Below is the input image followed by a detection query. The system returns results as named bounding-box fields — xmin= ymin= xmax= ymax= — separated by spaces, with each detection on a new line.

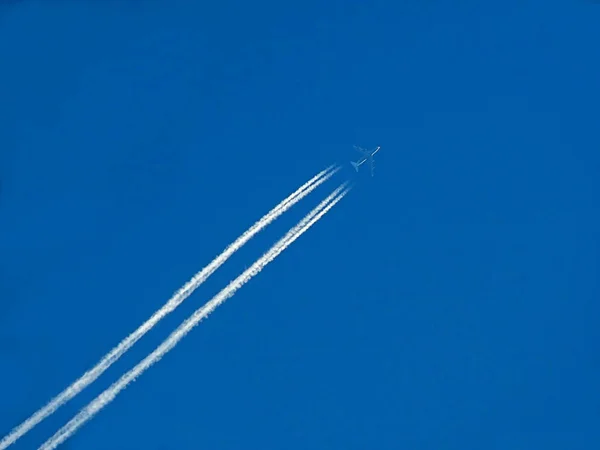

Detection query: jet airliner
xmin=350 ymin=145 xmax=380 ymax=176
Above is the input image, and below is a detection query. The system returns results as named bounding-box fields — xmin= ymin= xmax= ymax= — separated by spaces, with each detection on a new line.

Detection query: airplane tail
xmin=350 ymin=161 xmax=360 ymax=172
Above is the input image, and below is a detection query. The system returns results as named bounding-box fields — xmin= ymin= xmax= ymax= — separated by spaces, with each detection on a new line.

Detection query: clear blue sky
xmin=1 ymin=1 xmax=599 ymax=449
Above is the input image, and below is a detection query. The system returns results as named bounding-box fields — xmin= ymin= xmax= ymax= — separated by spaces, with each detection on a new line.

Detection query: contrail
xmin=0 ymin=165 xmax=339 ymax=450
xmin=39 ymin=182 xmax=351 ymax=450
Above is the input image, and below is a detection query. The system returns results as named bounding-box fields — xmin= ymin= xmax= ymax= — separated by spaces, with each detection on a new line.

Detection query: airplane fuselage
xmin=355 ymin=156 xmax=368 ymax=167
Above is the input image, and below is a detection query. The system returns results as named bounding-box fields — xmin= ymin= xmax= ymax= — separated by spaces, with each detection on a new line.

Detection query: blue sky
xmin=1 ymin=1 xmax=598 ymax=449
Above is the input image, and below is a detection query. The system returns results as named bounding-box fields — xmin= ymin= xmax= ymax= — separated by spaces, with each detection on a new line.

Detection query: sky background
xmin=1 ymin=1 xmax=599 ymax=449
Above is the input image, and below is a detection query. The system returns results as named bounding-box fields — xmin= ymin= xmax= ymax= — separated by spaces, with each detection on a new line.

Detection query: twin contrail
xmin=0 ymin=165 xmax=340 ymax=450
xmin=39 ymin=181 xmax=351 ymax=450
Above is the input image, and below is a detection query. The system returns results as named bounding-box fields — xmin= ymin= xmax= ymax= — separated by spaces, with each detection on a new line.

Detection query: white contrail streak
xmin=0 ymin=165 xmax=339 ymax=450
xmin=39 ymin=182 xmax=351 ymax=450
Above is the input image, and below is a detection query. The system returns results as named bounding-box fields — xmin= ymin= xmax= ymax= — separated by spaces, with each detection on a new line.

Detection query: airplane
xmin=350 ymin=145 xmax=381 ymax=176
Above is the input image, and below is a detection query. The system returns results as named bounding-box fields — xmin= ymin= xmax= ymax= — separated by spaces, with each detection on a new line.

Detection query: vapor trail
xmin=0 ymin=165 xmax=339 ymax=450
xmin=39 ymin=182 xmax=351 ymax=450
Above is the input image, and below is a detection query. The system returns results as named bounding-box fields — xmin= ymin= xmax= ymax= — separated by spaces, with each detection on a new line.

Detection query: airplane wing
xmin=354 ymin=145 xmax=369 ymax=156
